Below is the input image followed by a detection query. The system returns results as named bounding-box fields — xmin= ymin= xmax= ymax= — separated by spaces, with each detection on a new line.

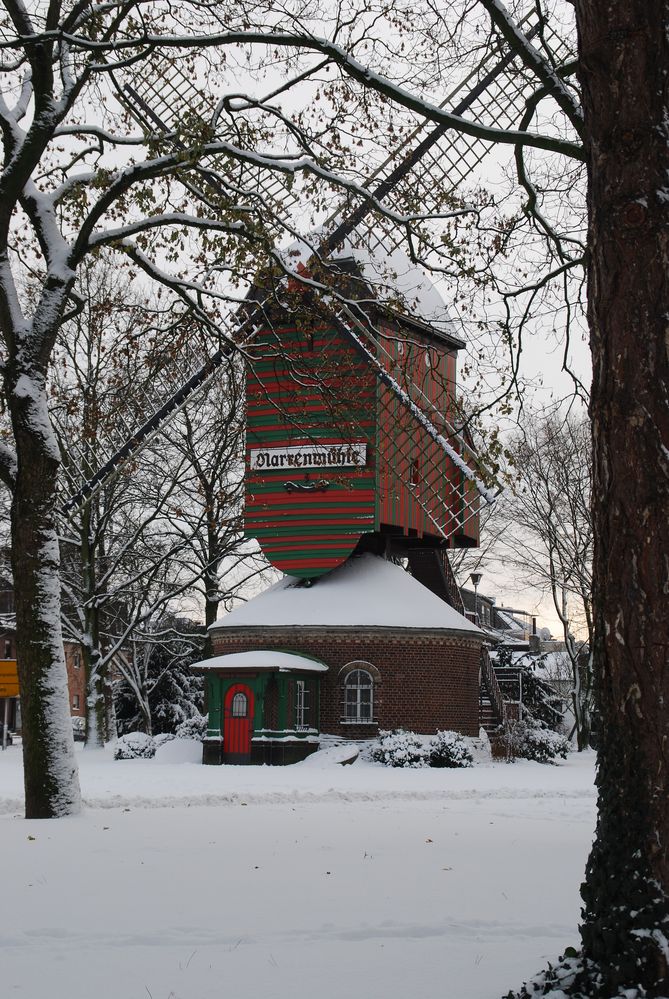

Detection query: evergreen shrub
xmin=517 ymin=722 xmax=570 ymax=763
xmin=175 ymin=714 xmax=207 ymax=741
xmin=153 ymin=732 xmax=176 ymax=747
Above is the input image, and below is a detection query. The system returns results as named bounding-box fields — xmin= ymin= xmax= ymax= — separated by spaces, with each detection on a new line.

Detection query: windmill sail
xmin=64 ymin=14 xmax=573 ymax=512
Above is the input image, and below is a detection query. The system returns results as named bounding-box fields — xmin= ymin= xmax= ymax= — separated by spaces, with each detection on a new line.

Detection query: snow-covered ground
xmin=0 ymin=743 xmax=597 ymax=999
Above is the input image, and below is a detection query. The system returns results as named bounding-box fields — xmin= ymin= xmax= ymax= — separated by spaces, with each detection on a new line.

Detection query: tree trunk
xmin=8 ymin=368 xmax=81 ymax=818
xmin=85 ymin=645 xmax=107 ymax=748
xmin=203 ymin=516 xmax=220 ymax=657
xmin=574 ymin=1 xmax=669 ymax=991
xmin=80 ymin=505 xmax=106 ymax=747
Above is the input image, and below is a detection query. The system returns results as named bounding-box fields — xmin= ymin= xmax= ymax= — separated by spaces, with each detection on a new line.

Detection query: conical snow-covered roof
xmin=210 ymin=554 xmax=482 ymax=634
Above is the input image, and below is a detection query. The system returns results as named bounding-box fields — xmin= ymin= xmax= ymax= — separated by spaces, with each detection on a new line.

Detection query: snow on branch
xmin=478 ymin=0 xmax=583 ymax=134
xmin=25 ymin=24 xmax=585 ymax=161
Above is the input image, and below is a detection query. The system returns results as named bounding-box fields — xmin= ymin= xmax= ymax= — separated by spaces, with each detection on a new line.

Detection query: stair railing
xmin=480 ymin=646 xmax=506 ymax=727
xmin=438 ymin=550 xmax=466 ymax=615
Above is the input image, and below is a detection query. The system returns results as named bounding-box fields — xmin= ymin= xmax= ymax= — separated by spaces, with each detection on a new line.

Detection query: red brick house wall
xmin=210 ymin=626 xmax=481 ymax=737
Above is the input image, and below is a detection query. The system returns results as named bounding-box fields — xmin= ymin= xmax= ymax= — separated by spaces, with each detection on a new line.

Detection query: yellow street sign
xmin=0 ymin=659 xmax=19 ymax=698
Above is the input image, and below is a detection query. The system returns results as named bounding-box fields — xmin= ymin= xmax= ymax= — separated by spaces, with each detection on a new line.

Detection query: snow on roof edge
xmin=191 ymin=649 xmax=329 ymax=673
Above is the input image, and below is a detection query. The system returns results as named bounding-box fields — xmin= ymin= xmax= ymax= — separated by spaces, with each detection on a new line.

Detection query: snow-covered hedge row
xmin=371 ymin=729 xmax=474 ymax=769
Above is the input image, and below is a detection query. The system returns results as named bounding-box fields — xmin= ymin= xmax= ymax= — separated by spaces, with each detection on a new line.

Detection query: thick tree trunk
xmin=574 ymin=1 xmax=669 ymax=992
xmin=8 ymin=368 xmax=81 ymax=818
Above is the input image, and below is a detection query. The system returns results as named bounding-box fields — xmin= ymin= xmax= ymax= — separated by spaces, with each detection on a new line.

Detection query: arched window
xmin=231 ymin=692 xmax=248 ymax=718
xmin=343 ymin=669 xmax=374 ymax=723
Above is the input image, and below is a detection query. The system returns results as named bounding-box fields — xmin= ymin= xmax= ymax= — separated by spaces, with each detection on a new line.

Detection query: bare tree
xmin=496 ymin=411 xmax=594 ymax=749
xmin=164 ymin=369 xmax=269 ymax=648
xmin=111 ymin=605 xmax=204 ymax=739
xmin=52 ymin=258 xmax=189 ymax=745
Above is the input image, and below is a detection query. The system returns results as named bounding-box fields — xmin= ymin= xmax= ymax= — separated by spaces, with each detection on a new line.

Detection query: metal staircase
xmin=479 ymin=648 xmax=509 ymax=734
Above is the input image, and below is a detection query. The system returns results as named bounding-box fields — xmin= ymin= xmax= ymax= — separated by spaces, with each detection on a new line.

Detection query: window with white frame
xmin=295 ymin=680 xmax=309 ymax=730
xmin=343 ymin=669 xmax=374 ymax=723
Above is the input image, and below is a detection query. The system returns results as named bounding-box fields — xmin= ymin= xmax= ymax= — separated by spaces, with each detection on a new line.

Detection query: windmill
xmin=62 ymin=13 xmax=573 ymax=609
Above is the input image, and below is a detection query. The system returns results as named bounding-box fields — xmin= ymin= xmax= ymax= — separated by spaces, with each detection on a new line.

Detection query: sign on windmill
xmin=243 ymin=244 xmax=486 ymax=579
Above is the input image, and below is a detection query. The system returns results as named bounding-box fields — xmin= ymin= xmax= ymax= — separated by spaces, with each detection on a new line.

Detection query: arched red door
xmin=223 ymin=683 xmax=254 ymax=764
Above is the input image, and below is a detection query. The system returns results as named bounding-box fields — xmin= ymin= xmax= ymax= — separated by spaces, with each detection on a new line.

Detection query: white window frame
xmin=295 ymin=679 xmax=309 ymax=731
xmin=342 ymin=668 xmax=374 ymax=724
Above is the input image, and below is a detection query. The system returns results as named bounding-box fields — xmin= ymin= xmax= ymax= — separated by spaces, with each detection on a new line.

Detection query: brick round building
xmin=196 ymin=554 xmax=483 ymax=765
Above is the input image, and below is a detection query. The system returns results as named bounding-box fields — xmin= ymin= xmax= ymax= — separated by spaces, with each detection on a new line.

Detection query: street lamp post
xmin=470 ymin=572 xmax=483 ymax=627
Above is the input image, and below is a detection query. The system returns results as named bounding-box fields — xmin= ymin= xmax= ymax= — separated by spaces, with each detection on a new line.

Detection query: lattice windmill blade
xmin=322 ymin=16 xmax=576 ymax=257
xmin=64 ymin=11 xmax=573 ymax=511
xmin=60 ymin=329 xmax=236 ymax=512
xmin=112 ymin=52 xmax=303 ymax=221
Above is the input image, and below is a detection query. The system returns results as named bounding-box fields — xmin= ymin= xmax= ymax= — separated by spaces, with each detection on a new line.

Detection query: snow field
xmin=0 ymin=746 xmax=596 ymax=999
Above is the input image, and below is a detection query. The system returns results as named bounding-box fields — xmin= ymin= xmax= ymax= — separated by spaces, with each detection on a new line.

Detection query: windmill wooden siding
xmin=245 ymin=324 xmax=377 ymax=576
xmin=245 ymin=314 xmax=479 ymax=578
xmin=375 ymin=323 xmax=477 ymax=544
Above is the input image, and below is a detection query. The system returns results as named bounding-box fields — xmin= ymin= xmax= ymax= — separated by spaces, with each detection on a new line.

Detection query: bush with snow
xmin=175 ymin=714 xmax=207 ymax=741
xmin=371 ymin=729 xmax=430 ymax=768
xmin=153 ymin=732 xmax=176 ymax=748
xmin=429 ymin=730 xmax=474 ymax=768
xmin=114 ymin=731 xmax=156 ymax=760
xmin=371 ymin=729 xmax=475 ymax=769
xmin=516 ymin=723 xmax=570 ymax=764
xmin=496 ymin=719 xmax=571 ymax=764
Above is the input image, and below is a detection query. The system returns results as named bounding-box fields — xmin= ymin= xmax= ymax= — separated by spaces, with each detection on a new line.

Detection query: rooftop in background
xmin=460 ymin=587 xmax=552 ymax=644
